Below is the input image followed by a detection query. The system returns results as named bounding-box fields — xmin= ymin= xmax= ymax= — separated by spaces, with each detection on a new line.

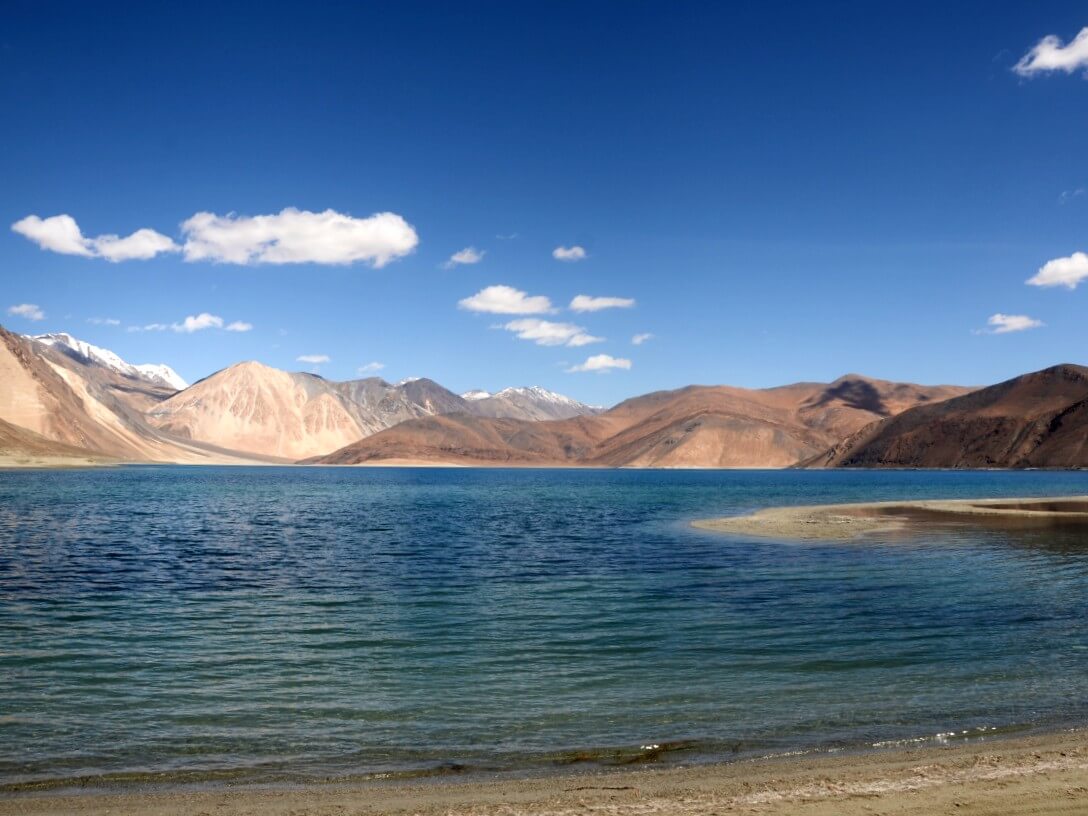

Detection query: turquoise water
xmin=2 ymin=467 xmax=1088 ymax=789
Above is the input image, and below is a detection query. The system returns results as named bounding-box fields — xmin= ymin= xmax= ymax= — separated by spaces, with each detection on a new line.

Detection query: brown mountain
xmin=313 ymin=375 xmax=971 ymax=467
xmin=0 ymin=327 xmax=264 ymax=464
xmin=808 ymin=364 xmax=1088 ymax=469
xmin=146 ymin=364 xmax=478 ymax=460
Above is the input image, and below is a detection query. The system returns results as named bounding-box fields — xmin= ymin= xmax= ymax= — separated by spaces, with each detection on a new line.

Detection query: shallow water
xmin=2 ymin=466 xmax=1088 ymax=788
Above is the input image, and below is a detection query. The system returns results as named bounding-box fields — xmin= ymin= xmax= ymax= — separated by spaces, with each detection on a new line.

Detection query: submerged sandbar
xmin=694 ymin=495 xmax=1088 ymax=540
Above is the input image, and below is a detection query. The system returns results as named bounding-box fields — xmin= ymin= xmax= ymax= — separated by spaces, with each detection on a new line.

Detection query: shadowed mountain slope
xmin=808 ymin=364 xmax=1088 ymax=469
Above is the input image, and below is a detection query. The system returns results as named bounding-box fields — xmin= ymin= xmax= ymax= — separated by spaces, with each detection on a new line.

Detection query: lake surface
xmin=2 ymin=466 xmax=1088 ymax=789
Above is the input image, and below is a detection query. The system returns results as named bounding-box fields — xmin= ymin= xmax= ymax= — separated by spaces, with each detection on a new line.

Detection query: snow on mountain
xmin=32 ymin=333 xmax=188 ymax=391
xmin=462 ymin=385 xmax=599 ymax=421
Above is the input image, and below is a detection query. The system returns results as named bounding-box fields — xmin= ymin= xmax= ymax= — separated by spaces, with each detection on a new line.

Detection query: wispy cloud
xmin=1060 ymin=187 xmax=1086 ymax=204
xmin=225 ymin=321 xmax=253 ymax=332
xmin=566 ymin=354 xmax=632 ymax=373
xmin=458 ymin=285 xmax=554 ymax=314
xmin=979 ymin=313 xmax=1044 ymax=334
xmin=569 ymin=294 xmax=635 ymax=312
xmin=631 ymin=333 xmax=654 ymax=345
xmin=501 ymin=318 xmax=603 ymax=347
xmin=553 ymin=245 xmax=587 ymax=262
xmin=1026 ymin=251 xmax=1088 ymax=289
xmin=357 ymin=361 xmax=385 ymax=373
xmin=7 ymin=303 xmax=45 ymax=321
xmin=443 ymin=247 xmax=484 ymax=268
xmin=297 ymin=354 xmax=330 ymax=364
xmin=173 ymin=313 xmax=223 ymax=333
xmin=1015 ymin=27 xmax=1088 ymax=76
xmin=12 ymin=208 xmax=419 ymax=267
xmin=87 ymin=317 xmax=121 ymax=326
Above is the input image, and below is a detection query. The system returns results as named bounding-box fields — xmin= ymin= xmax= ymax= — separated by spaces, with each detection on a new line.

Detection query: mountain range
xmin=2 ymin=322 xmax=1086 ymax=469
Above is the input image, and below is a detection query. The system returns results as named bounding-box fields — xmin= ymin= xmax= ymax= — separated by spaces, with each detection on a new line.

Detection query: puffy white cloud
xmin=225 ymin=321 xmax=253 ymax=332
xmin=1015 ymin=27 xmax=1088 ymax=76
xmin=297 ymin=354 xmax=330 ymax=364
xmin=458 ymin=285 xmax=555 ymax=314
xmin=11 ymin=214 xmax=178 ymax=260
xmin=12 ymin=215 xmax=93 ymax=256
xmin=7 ymin=303 xmax=45 ymax=321
xmin=357 ymin=361 xmax=385 ymax=373
xmin=181 ymin=208 xmax=417 ymax=267
xmin=984 ymin=313 xmax=1044 ymax=334
xmin=502 ymin=318 xmax=603 ymax=347
xmin=173 ymin=313 xmax=224 ymax=333
xmin=1027 ymin=251 xmax=1088 ymax=289
xmin=569 ymin=294 xmax=635 ymax=312
xmin=631 ymin=333 xmax=654 ymax=345
xmin=88 ymin=317 xmax=121 ymax=326
xmin=553 ymin=245 xmax=587 ymax=261
xmin=444 ymin=247 xmax=484 ymax=268
xmin=95 ymin=229 xmax=180 ymax=261
xmin=566 ymin=354 xmax=632 ymax=373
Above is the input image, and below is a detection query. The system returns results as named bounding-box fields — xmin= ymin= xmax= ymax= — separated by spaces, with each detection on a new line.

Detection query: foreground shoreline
xmin=3 ymin=728 xmax=1087 ymax=815
xmin=694 ymin=494 xmax=1088 ymax=540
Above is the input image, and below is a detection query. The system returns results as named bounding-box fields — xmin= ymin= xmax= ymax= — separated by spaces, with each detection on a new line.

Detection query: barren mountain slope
xmin=809 ymin=364 xmax=1088 ymax=469
xmin=0 ymin=327 xmax=263 ymax=463
xmin=314 ymin=375 xmax=969 ymax=467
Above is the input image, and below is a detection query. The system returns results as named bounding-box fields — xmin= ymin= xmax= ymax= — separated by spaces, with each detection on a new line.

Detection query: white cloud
xmin=1060 ymin=188 xmax=1086 ymax=204
xmin=173 ymin=313 xmax=224 ymax=333
xmin=1015 ymin=27 xmax=1088 ymax=76
xmin=225 ymin=321 xmax=253 ymax=332
xmin=181 ymin=208 xmax=417 ymax=267
xmin=1026 ymin=251 xmax=1088 ymax=289
xmin=11 ymin=214 xmax=179 ymax=261
xmin=502 ymin=318 xmax=603 ymax=347
xmin=458 ymin=285 xmax=554 ymax=314
xmin=297 ymin=354 xmax=330 ymax=364
xmin=553 ymin=245 xmax=587 ymax=262
xmin=357 ymin=361 xmax=385 ymax=373
xmin=95 ymin=229 xmax=179 ymax=261
xmin=88 ymin=317 xmax=121 ymax=326
xmin=569 ymin=294 xmax=636 ymax=312
xmin=444 ymin=247 xmax=484 ymax=268
xmin=7 ymin=303 xmax=45 ymax=321
xmin=983 ymin=313 xmax=1044 ymax=334
xmin=632 ymin=333 xmax=654 ymax=345
xmin=566 ymin=353 xmax=632 ymax=373
xmin=128 ymin=323 xmax=169 ymax=333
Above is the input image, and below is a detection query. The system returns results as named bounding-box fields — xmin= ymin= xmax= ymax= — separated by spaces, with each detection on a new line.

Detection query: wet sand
xmin=2 ymin=728 xmax=1087 ymax=815
xmin=693 ymin=495 xmax=1088 ymax=540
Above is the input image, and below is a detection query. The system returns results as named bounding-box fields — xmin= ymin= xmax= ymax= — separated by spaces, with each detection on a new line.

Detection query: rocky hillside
xmin=808 ymin=364 xmax=1088 ymax=469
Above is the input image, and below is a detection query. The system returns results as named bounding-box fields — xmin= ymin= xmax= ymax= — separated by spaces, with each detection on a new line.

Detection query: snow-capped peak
xmin=461 ymin=389 xmax=491 ymax=401
xmin=32 ymin=332 xmax=188 ymax=391
xmin=495 ymin=385 xmax=584 ymax=407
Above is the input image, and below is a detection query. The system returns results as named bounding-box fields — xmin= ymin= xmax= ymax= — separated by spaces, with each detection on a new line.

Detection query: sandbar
xmin=694 ymin=495 xmax=1088 ymax=540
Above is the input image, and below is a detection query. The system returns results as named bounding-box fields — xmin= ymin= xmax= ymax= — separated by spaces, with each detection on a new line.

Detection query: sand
xmin=693 ymin=495 xmax=1088 ymax=540
xmin=2 ymin=728 xmax=1087 ymax=815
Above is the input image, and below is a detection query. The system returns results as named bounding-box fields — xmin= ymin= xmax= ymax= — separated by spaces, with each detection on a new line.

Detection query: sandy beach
xmin=1 ymin=728 xmax=1086 ymax=815
xmin=693 ymin=495 xmax=1088 ymax=540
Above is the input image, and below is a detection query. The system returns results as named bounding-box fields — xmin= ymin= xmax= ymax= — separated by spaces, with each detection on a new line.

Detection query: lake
xmin=2 ymin=466 xmax=1088 ymax=789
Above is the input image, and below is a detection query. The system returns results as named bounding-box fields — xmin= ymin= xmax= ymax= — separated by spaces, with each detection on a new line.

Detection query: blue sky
xmin=3 ymin=1 xmax=1088 ymax=405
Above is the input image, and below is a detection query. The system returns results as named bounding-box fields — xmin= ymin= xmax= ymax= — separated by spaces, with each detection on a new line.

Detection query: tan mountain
xmin=313 ymin=375 xmax=972 ymax=467
xmin=0 ymin=327 xmax=262 ymax=464
xmin=808 ymin=364 xmax=1088 ymax=469
xmin=461 ymin=386 xmax=600 ymax=421
xmin=146 ymin=363 xmax=478 ymax=460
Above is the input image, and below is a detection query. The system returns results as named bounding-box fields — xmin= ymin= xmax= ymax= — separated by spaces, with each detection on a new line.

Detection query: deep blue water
xmin=2 ymin=466 xmax=1088 ymax=788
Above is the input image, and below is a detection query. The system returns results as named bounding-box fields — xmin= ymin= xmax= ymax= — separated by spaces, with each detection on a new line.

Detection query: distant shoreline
xmin=694 ymin=495 xmax=1088 ymax=540
xmin=3 ymin=727 xmax=1086 ymax=815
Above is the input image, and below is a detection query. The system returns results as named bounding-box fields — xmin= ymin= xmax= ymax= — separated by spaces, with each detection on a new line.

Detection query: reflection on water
xmin=1 ymin=466 xmax=1088 ymax=788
